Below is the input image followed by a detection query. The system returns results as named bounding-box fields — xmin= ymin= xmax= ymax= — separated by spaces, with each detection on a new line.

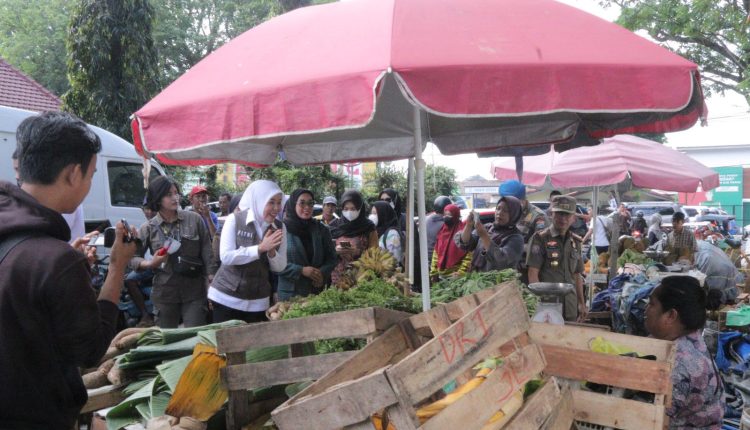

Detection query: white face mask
xmin=342 ymin=209 xmax=360 ymax=221
xmin=368 ymin=214 xmax=379 ymax=226
xmin=389 ymin=202 xmax=396 ymax=210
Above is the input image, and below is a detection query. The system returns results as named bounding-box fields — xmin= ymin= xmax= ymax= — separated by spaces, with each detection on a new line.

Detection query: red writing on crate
xmin=496 ymin=353 xmax=530 ymax=403
xmin=438 ymin=309 xmax=490 ymax=365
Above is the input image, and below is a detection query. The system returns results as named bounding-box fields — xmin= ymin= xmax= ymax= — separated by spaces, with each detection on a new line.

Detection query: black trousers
xmin=210 ymin=300 xmax=268 ymax=324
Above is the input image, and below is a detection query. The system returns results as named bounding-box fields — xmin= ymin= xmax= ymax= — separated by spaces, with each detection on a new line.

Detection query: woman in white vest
xmin=208 ymin=180 xmax=287 ymax=323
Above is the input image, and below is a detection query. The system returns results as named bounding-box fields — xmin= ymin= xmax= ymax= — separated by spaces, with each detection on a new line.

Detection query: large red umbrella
xmin=491 ymin=135 xmax=719 ymax=193
xmin=131 ymin=0 xmax=706 ymax=311
xmin=131 ymin=0 xmax=705 ymax=166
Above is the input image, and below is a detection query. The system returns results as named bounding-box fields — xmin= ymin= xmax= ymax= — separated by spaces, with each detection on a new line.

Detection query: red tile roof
xmin=0 ymin=57 xmax=61 ymax=112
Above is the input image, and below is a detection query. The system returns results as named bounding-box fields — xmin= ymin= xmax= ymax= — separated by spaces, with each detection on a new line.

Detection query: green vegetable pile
xmin=427 ymin=269 xmax=537 ymax=317
xmin=282 ymin=278 xmax=421 ymax=320
xmin=617 ymin=248 xmax=654 ymax=268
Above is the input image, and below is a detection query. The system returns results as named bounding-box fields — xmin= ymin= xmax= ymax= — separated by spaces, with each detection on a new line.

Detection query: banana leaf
xmin=106 ymin=377 xmax=156 ymax=430
xmin=116 ymin=336 xmax=200 ymax=370
xmin=157 ymin=354 xmax=193 ymax=393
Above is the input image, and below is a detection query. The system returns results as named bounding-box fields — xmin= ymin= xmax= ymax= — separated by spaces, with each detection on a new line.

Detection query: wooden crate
xmin=528 ymin=322 xmax=676 ymax=430
xmin=272 ymin=283 xmax=555 ymax=430
xmin=216 ymin=306 xmax=412 ymax=430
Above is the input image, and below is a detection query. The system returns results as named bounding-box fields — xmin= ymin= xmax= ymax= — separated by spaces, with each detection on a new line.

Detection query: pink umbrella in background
xmin=490 ymin=151 xmax=558 ymax=187
xmin=549 ymin=135 xmax=719 ymax=192
xmin=131 ymin=0 xmax=707 ymax=312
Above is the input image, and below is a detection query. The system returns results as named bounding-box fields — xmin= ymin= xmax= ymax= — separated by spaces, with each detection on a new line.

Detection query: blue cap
xmin=498 ymin=180 xmax=526 ymax=200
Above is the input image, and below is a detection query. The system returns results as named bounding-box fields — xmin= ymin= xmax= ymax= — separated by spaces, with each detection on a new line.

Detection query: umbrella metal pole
xmin=414 ymin=106 xmax=431 ymax=311
xmin=407 ymin=158 xmax=415 ymax=287
xmin=589 ymin=186 xmax=599 ymax=306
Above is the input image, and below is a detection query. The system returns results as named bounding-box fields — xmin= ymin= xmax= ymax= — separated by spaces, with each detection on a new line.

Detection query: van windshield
xmin=108 ymin=161 xmax=160 ymax=207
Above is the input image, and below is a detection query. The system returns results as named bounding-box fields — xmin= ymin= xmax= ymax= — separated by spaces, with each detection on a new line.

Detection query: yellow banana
xmin=480 ymin=388 xmax=524 ymax=430
xmin=416 ymin=367 xmax=493 ymax=422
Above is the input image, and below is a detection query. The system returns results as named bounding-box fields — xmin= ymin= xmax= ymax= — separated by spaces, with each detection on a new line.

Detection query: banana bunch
xmin=416 ymin=366 xmax=492 ymax=423
xmin=352 ymin=247 xmax=397 ymax=280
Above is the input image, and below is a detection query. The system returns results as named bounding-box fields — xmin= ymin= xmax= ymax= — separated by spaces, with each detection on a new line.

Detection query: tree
xmin=601 ymin=0 xmax=750 ymax=106
xmin=424 ymin=165 xmax=459 ymax=213
xmin=361 ymin=163 xmax=458 ymax=213
xmin=246 ymin=160 xmax=349 ymax=202
xmin=63 ymin=0 xmax=160 ymax=140
xmin=152 ymin=0 xmax=277 ymax=86
xmin=361 ymin=163 xmax=408 ymax=204
xmin=0 ymin=0 xmax=73 ymax=96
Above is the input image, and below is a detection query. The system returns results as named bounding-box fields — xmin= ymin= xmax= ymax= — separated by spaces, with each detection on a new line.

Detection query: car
xmin=622 ymin=202 xmax=686 ymax=227
xmin=683 ymin=205 xmax=734 ymax=225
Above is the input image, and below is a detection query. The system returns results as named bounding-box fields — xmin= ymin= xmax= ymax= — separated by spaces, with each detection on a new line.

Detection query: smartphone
xmin=120 ymin=219 xmax=133 ymax=243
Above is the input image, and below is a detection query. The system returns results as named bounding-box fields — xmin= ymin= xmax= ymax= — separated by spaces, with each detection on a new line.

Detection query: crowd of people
xmin=0 ymin=111 xmax=726 ymax=428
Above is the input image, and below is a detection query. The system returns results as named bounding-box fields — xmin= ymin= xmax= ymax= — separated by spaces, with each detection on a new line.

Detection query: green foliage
xmin=424 ymin=164 xmax=459 ymax=212
xmin=63 ymin=0 xmax=160 ymax=140
xmin=361 ymin=163 xmax=458 ymax=213
xmin=362 ymin=163 xmax=408 ymax=203
xmin=601 ymin=0 xmax=750 ymax=106
xmin=0 ymin=0 xmax=73 ymax=97
xmin=245 ymin=160 xmax=348 ymax=201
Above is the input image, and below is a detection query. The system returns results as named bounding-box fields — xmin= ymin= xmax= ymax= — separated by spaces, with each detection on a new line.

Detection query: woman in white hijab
xmin=208 ymin=180 xmax=287 ymax=323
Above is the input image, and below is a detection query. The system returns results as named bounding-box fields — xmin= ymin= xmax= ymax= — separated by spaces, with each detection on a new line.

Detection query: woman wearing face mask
xmin=278 ymin=189 xmax=337 ymax=300
xmin=430 ymin=204 xmax=472 ymax=280
xmin=370 ymin=201 xmax=404 ymax=265
xmin=329 ymin=190 xmax=378 ymax=285
xmin=379 ymin=188 xmax=407 ymax=232
xmin=208 ymin=180 xmax=287 ymax=323
xmin=455 ymin=196 xmax=524 ymax=273
xmin=130 ymin=176 xmax=217 ymax=328
xmin=645 ymin=276 xmax=723 ymax=429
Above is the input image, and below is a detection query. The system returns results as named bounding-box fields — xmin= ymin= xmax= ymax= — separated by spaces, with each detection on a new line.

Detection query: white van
xmin=0 ymin=105 xmax=166 ymax=231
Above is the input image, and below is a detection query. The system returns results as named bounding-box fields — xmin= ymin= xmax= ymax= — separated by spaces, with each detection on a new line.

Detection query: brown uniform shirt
xmin=526 ymin=225 xmax=583 ymax=320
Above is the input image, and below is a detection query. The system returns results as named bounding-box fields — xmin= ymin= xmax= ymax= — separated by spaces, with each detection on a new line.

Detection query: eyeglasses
xmin=297 ymin=200 xmax=315 ymax=208
xmin=381 ymin=197 xmax=393 ymax=202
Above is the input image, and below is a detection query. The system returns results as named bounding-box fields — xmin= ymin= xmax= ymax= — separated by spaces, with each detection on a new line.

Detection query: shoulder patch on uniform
xmin=531 ymin=244 xmax=542 ymax=255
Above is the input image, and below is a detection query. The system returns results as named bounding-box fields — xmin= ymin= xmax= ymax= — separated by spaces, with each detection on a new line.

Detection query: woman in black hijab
xmin=278 ymin=189 xmax=337 ymax=300
xmin=379 ymin=188 xmax=407 ymax=232
xmin=329 ymin=190 xmax=377 ymax=284
xmin=455 ymin=196 xmax=525 ymax=272
xmin=370 ymin=201 xmax=403 ymax=265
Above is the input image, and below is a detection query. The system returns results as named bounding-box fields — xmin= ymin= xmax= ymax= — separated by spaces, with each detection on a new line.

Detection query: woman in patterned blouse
xmin=645 ymin=276 xmax=724 ymax=429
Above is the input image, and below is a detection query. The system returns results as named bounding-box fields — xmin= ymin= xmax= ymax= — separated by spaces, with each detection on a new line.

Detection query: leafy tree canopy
xmin=601 ymin=0 xmax=750 ymax=106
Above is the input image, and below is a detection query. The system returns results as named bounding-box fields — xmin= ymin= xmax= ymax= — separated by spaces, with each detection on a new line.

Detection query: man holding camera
xmin=0 ymin=112 xmax=136 ymax=427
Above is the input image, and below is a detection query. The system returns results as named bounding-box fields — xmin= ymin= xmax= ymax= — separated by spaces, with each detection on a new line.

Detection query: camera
xmin=104 ymin=219 xmax=139 ymax=249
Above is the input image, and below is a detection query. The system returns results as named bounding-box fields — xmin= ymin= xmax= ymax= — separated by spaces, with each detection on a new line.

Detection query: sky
xmin=400 ymin=0 xmax=750 ymax=181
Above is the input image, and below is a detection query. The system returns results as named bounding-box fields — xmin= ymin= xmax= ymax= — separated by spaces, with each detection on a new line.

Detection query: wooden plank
xmin=425 ymin=305 xmax=473 ymax=385
xmin=283 ymin=325 xmax=411 ymax=403
xmin=529 ymin=322 xmax=673 ymax=360
xmin=572 ymin=390 xmax=665 ymax=430
xmin=387 ymin=287 xmax=530 ymax=427
xmin=409 ymin=284 xmax=504 ymax=333
xmin=345 ymin=420 xmax=378 ymax=430
xmin=217 ymin=307 xmax=377 ymax=353
xmin=223 ymin=351 xmax=357 ymax=391
xmin=374 ymin=307 xmax=413 ymax=331
xmin=272 ymin=368 xmax=399 ymax=430
xmin=225 ymin=351 xmax=251 ymax=430
xmin=420 ymin=344 xmax=546 ymax=430
xmin=540 ymin=344 xmax=671 ymax=394
xmin=81 ymin=385 xmax=126 ymax=413
xmin=541 ymin=388 xmax=574 ymax=430
xmin=505 ymin=377 xmax=562 ymax=430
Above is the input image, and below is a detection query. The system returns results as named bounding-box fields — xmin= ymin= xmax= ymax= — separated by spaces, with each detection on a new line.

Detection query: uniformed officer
xmin=526 ymin=195 xmax=588 ymax=322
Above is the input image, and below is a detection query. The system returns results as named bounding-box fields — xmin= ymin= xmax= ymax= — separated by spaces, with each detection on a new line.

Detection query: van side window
xmin=658 ymin=208 xmax=674 ymax=216
xmin=108 ymin=161 xmax=160 ymax=207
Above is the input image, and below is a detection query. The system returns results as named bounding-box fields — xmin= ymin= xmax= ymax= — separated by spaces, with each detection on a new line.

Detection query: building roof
xmin=0 ymin=57 xmax=61 ymax=112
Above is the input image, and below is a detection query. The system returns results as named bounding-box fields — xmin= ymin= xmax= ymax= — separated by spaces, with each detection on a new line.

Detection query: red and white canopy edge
xmin=131 ymin=0 xmax=707 ymax=310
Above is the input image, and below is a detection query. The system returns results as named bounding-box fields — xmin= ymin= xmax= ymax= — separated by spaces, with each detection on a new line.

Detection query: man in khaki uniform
xmin=526 ymin=195 xmax=587 ymax=322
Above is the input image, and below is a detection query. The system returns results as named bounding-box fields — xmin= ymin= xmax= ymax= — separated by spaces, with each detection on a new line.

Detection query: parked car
xmin=622 ymin=202 xmax=686 ymax=227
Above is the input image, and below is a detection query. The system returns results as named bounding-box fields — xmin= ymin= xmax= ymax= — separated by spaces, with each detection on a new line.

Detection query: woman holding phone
xmin=130 ymin=176 xmax=216 ymax=328
xmin=329 ymin=190 xmax=378 ymax=285
xmin=208 ymin=180 xmax=287 ymax=323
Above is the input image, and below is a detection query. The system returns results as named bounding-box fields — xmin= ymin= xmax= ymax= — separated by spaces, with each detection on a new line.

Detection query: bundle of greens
xmin=617 ymin=248 xmax=654 ymax=267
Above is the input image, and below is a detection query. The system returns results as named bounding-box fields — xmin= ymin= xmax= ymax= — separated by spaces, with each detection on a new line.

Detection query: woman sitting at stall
xmin=370 ymin=200 xmax=404 ymax=265
xmin=208 ymin=180 xmax=287 ymax=323
xmin=329 ymin=190 xmax=378 ymax=284
xmin=278 ymin=189 xmax=337 ymax=300
xmin=455 ymin=196 xmax=524 ymax=273
xmin=430 ymin=204 xmax=471 ymax=280
xmin=645 ymin=276 xmax=723 ymax=429
xmin=648 ymin=213 xmax=664 ymax=245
